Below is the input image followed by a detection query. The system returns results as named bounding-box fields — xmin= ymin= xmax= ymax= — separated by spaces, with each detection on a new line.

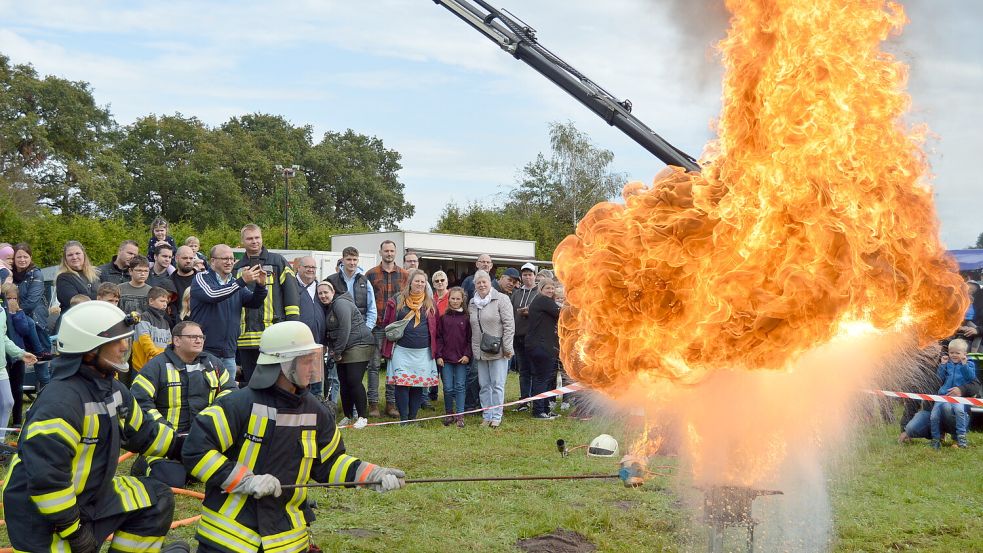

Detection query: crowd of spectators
xmin=1 ymin=227 xmax=574 ymax=434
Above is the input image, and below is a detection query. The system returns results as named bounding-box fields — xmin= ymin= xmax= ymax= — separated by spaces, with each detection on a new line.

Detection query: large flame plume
xmin=554 ymin=0 xmax=967 ymax=391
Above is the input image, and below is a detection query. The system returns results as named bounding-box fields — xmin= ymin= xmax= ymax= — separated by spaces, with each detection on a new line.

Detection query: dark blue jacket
xmin=190 ymin=271 xmax=267 ymax=358
xmin=296 ymin=279 xmax=325 ymax=346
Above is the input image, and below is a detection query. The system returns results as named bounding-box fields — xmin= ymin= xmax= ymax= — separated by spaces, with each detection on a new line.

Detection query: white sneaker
xmin=338 ymin=417 xmax=351 ymax=427
xmin=353 ymin=417 xmax=368 ymax=429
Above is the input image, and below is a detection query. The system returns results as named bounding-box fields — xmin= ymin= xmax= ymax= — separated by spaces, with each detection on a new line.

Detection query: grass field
xmin=2 ymin=373 xmax=981 ymax=552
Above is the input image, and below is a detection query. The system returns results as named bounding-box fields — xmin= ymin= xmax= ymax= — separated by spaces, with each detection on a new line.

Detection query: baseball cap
xmin=520 ymin=262 xmax=537 ymax=273
xmin=503 ymin=267 xmax=521 ymax=279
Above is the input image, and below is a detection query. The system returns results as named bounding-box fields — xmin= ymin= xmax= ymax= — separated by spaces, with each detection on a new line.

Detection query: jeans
xmin=217 ymin=357 xmax=237 ymax=378
xmin=930 ymin=402 xmax=969 ymax=441
xmin=34 ymin=361 xmax=51 ymax=389
xmin=395 ymin=386 xmax=424 ymax=422
xmin=441 ymin=363 xmax=468 ymax=414
xmin=324 ymin=357 xmax=340 ymax=404
xmin=369 ymin=327 xmax=395 ymax=405
xmin=476 ymin=358 xmax=509 ymax=422
xmin=464 ymin=362 xmax=480 ymax=411
xmin=514 ymin=335 xmax=531 ymax=399
xmin=527 ymin=345 xmax=557 ymax=416
xmin=905 ymin=409 xmax=956 ymax=439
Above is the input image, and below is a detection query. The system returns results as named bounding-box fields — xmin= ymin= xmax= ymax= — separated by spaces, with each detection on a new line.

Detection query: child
xmin=118 ymin=256 xmax=152 ymax=315
xmin=131 ymin=286 xmax=173 ymax=374
xmin=147 ymin=216 xmax=177 ymax=265
xmin=435 ymin=287 xmax=472 ymax=428
xmin=931 ymin=338 xmax=976 ymax=449
xmin=96 ymin=282 xmax=121 ymax=306
xmin=69 ymin=294 xmax=91 ymax=307
xmin=184 ymin=235 xmax=208 ymax=270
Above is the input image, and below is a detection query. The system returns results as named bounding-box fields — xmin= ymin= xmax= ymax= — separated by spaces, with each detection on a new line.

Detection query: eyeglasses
xmin=433 ymin=279 xmax=446 ymax=283
xmin=301 ymin=265 xmax=317 ymax=269
xmin=175 ymin=334 xmax=206 ymax=341
xmin=211 ymin=257 xmax=235 ymax=262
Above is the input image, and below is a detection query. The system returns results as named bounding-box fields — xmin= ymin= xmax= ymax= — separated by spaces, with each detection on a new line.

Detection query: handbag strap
xmin=476 ymin=306 xmax=485 ymax=334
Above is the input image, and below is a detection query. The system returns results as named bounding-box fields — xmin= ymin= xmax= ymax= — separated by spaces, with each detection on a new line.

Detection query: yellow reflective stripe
xmin=112 ymin=476 xmax=152 ymax=512
xmin=56 ymin=519 xmax=81 ymax=538
xmin=31 ymin=485 xmax=77 ymax=515
xmin=24 ymin=418 xmax=81 ymax=448
xmin=166 ymin=366 xmax=182 ymax=428
xmin=262 ymin=525 xmax=308 ymax=553
xmin=319 ymin=427 xmax=341 ymax=462
xmin=199 ymin=507 xmax=262 ymax=553
xmin=216 ymin=389 xmax=233 ymax=399
xmin=1 ymin=455 xmax=20 ymax=496
xmin=301 ymin=429 xmax=316 ymax=458
xmin=126 ymin=397 xmax=144 ymax=431
xmin=146 ymin=408 xmax=163 ymax=421
xmin=111 ymin=530 xmax=164 ymax=553
xmin=263 ymin=276 xmax=274 ymax=328
xmin=283 ymin=305 xmax=300 ymax=316
xmin=329 ymin=454 xmax=357 ymax=484
xmin=191 ymin=449 xmax=227 ymax=483
xmin=72 ymin=414 xmax=99 ymax=493
xmin=131 ymin=374 xmax=156 ymax=398
xmin=145 ymin=421 xmax=174 ymax=458
xmin=200 ymin=405 xmax=233 ymax=450
xmin=221 ymin=409 xmax=270 ymax=520
xmin=285 ymin=456 xmax=313 ymax=530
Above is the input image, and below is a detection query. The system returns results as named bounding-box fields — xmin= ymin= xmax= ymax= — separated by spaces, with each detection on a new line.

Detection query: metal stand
xmin=702 ymin=486 xmax=782 ymax=553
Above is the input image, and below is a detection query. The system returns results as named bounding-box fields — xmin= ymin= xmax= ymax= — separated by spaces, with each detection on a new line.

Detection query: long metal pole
xmin=281 ymin=473 xmax=620 ymax=490
xmin=283 ymin=173 xmax=290 ymax=249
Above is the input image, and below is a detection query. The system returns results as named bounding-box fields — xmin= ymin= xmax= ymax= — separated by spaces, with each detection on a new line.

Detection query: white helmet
xmin=57 ymin=301 xmax=138 ymax=354
xmin=588 ymin=434 xmax=619 ymax=457
xmin=250 ymin=321 xmax=324 ymax=390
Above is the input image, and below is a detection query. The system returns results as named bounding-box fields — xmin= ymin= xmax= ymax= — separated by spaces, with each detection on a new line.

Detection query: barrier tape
xmin=338 ymin=383 xmax=587 ymax=428
xmin=867 ymin=389 xmax=983 ymax=407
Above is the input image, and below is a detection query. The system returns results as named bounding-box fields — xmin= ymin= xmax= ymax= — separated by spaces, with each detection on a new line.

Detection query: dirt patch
xmin=516 ymin=529 xmax=596 ymax=553
xmin=612 ymin=500 xmax=636 ymax=511
xmin=336 ymin=528 xmax=381 ymax=538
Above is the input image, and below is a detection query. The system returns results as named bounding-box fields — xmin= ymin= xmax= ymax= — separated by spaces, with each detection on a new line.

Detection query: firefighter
xmin=233 ymin=223 xmax=300 ymax=384
xmin=130 ymin=319 xmax=238 ymax=487
xmin=182 ymin=321 xmax=405 ymax=553
xmin=1 ymin=301 xmax=188 ymax=553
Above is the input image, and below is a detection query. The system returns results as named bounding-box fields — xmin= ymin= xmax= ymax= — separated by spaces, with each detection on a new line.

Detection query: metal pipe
xmin=280 ymin=473 xmax=620 ymax=490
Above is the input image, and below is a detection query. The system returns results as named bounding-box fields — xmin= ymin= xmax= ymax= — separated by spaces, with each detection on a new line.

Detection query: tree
xmin=0 ymin=54 xmax=127 ymax=216
xmin=303 ymin=129 xmax=414 ymax=230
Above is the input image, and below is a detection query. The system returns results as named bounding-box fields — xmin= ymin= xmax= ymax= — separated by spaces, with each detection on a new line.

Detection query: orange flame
xmin=554 ymin=0 xmax=967 ymax=391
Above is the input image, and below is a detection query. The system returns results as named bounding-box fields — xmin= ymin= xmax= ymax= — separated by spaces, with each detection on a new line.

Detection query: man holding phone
xmin=233 ymin=224 xmax=300 ymax=383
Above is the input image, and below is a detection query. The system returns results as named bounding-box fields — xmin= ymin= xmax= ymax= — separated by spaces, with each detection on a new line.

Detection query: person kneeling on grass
xmin=182 ymin=321 xmax=405 ymax=553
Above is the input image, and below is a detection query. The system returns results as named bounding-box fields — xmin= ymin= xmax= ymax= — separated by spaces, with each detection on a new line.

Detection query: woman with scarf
xmin=381 ymin=269 xmax=440 ymax=422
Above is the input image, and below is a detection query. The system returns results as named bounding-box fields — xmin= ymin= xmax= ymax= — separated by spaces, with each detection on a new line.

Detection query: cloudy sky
xmin=1 ymin=1 xmax=980 ymax=247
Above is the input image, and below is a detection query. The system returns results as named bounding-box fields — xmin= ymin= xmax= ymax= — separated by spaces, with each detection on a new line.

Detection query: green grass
xmin=3 ymin=375 xmax=982 ymax=552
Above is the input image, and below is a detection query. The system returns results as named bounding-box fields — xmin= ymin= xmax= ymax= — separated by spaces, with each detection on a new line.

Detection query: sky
xmin=1 ymin=0 xmax=980 ymax=248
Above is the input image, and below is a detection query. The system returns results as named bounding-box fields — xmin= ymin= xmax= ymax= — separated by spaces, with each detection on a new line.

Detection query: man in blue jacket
xmin=190 ymin=244 xmax=267 ymax=377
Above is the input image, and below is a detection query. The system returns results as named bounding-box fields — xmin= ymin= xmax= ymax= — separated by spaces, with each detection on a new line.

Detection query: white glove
xmin=367 ymin=466 xmax=406 ymax=493
xmin=231 ymin=473 xmax=282 ymax=498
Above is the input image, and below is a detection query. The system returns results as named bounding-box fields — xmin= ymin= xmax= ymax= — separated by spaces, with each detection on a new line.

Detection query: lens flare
xmin=553 ymin=0 xmax=968 ymax=503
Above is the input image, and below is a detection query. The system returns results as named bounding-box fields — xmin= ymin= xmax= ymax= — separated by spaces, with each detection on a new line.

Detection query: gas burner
xmin=702 ymin=485 xmax=782 ymax=553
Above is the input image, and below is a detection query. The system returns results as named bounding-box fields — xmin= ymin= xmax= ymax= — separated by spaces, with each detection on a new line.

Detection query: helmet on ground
xmin=57 ymin=301 xmax=138 ymax=355
xmin=588 ymin=434 xmax=619 ymax=457
xmin=249 ymin=321 xmax=324 ymax=390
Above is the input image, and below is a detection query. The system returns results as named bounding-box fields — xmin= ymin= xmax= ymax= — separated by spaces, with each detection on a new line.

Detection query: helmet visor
xmin=281 ymin=346 xmax=325 ymax=389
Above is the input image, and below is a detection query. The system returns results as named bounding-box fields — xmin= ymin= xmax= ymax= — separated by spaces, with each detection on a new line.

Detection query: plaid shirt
xmin=365 ymin=264 xmax=408 ymax=327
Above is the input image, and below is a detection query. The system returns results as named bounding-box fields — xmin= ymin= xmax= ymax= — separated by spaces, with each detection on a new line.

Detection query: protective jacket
xmin=182 ymin=382 xmax=378 ymax=553
xmin=1 ymin=355 xmax=179 ymax=551
xmin=132 ymin=346 xmax=237 ymax=432
xmin=234 ymin=248 xmax=300 ymax=349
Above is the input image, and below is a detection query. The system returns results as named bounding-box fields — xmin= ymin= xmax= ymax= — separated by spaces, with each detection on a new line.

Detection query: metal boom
xmin=433 ymin=0 xmax=700 ymax=172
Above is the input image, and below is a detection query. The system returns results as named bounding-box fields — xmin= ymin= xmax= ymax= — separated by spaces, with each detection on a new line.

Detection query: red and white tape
xmin=867 ymin=390 xmax=983 ymax=407
xmin=338 ymin=383 xmax=588 ymax=428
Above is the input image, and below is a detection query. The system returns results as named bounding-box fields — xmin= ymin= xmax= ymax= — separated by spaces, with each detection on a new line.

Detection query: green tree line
xmin=1 ymin=53 xmax=412 ymax=265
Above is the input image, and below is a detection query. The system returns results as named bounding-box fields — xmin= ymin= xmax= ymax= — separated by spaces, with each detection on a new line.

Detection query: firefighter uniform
xmin=2 ymin=355 xmax=181 ymax=552
xmin=130 ymin=346 xmax=237 ymax=487
xmin=234 ymin=248 xmax=300 ymax=381
xmin=182 ymin=385 xmax=379 ymax=553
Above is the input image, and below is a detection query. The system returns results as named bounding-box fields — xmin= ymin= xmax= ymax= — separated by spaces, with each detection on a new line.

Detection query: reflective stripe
xmin=165 ymin=365 xmax=182 ymax=428
xmin=23 ymin=418 xmax=81 ymax=448
xmin=283 ymin=305 xmax=300 ymax=317
xmin=198 ymin=507 xmax=262 ymax=553
xmin=56 ymin=519 xmax=80 ymax=538
xmin=221 ymin=403 xmax=271 ymax=520
xmin=285 ymin=456 xmax=313 ymax=530
xmin=191 ymin=449 xmax=227 ymax=483
xmin=72 ymin=413 xmax=99 ymax=493
xmin=329 ymin=454 xmax=357 ymax=484
xmin=319 ymin=427 xmax=341 ymax=462
xmin=262 ymin=525 xmax=309 ymax=553
xmin=222 ymin=464 xmax=250 ymax=493
xmin=112 ymin=476 xmax=152 ymax=512
xmin=200 ymin=405 xmax=233 ymax=450
xmin=84 ymin=390 xmax=124 ymax=417
xmin=131 ymin=374 xmax=156 ymax=398
xmin=275 ymin=413 xmax=316 ymax=427
xmin=300 ymin=429 xmax=317 ymax=458
xmin=126 ymin=395 xmax=144 ymax=431
xmin=31 ymin=485 xmax=77 ymax=515
xmin=144 ymin=421 xmax=174 ymax=457
xmin=111 ymin=530 xmax=164 ymax=553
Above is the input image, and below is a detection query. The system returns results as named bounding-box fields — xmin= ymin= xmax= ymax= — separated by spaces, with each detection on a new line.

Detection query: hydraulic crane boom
xmin=433 ymin=0 xmax=701 ymax=172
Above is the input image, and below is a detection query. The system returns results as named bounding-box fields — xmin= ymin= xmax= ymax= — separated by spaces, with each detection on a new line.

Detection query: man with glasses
xmin=190 ymin=244 xmax=267 ymax=377
xmin=130 ymin=320 xmax=236 ymax=487
xmin=295 ymin=255 xmax=339 ymax=402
